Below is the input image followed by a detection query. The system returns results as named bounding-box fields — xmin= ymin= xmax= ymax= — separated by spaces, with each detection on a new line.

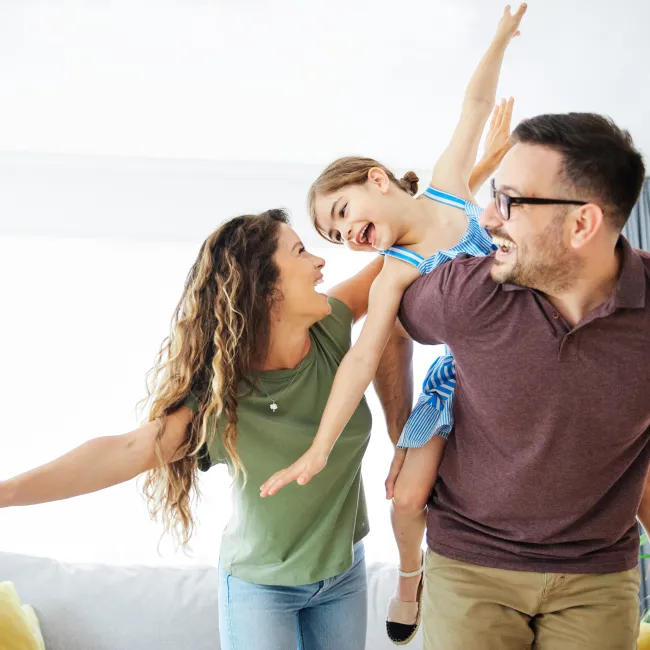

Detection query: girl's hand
xmin=494 ymin=3 xmax=527 ymax=45
xmin=484 ymin=97 xmax=515 ymax=164
xmin=260 ymin=446 xmax=329 ymax=497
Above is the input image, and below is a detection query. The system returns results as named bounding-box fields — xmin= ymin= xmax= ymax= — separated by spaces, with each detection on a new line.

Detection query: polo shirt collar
xmin=501 ymin=236 xmax=646 ymax=310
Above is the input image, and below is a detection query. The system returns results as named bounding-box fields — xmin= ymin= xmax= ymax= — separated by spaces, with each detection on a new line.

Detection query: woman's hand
xmin=468 ymin=97 xmax=515 ymax=195
xmin=260 ymin=445 xmax=330 ymax=497
xmin=494 ymin=3 xmax=527 ymax=45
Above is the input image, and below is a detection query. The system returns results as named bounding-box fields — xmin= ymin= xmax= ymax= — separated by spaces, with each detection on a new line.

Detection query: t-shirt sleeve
xmin=181 ymin=390 xmax=227 ymax=469
xmin=182 ymin=390 xmax=200 ymax=413
xmin=312 ymin=296 xmax=354 ymax=362
xmin=399 ymin=254 xmax=494 ymax=346
xmin=398 ymin=262 xmax=452 ymax=345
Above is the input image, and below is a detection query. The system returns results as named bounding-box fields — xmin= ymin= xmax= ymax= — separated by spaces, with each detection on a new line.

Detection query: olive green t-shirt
xmin=185 ymin=297 xmax=372 ymax=586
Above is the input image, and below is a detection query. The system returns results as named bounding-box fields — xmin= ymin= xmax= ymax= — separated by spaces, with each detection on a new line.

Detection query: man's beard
xmin=490 ymin=216 xmax=582 ymax=294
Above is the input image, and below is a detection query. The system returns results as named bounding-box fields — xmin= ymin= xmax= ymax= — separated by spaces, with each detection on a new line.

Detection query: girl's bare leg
xmin=390 ymin=435 xmax=446 ymax=604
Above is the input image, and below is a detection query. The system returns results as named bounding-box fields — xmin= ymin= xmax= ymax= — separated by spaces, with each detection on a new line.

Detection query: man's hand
xmin=385 ymin=448 xmax=407 ymax=500
xmin=260 ymin=445 xmax=329 ymax=497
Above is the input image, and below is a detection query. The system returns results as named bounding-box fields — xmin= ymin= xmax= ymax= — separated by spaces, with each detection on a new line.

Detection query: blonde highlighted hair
xmin=307 ymin=156 xmax=419 ymax=244
xmin=141 ymin=209 xmax=289 ymax=549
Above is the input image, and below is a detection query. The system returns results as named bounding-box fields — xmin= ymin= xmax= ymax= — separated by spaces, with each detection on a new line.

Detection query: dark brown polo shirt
xmin=399 ymin=237 xmax=650 ymax=573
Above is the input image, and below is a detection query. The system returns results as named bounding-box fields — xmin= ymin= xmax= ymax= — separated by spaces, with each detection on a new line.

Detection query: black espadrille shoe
xmin=386 ymin=560 xmax=424 ymax=645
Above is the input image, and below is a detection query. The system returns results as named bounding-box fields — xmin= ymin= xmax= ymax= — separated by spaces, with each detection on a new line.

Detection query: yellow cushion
xmin=639 ymin=621 xmax=650 ymax=650
xmin=0 ymin=582 xmax=45 ymax=650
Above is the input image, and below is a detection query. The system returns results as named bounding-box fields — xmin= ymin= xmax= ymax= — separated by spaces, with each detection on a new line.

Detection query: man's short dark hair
xmin=513 ymin=113 xmax=646 ymax=232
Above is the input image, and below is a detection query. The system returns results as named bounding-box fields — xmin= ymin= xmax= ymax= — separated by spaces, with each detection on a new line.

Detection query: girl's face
xmin=312 ymin=169 xmax=405 ymax=253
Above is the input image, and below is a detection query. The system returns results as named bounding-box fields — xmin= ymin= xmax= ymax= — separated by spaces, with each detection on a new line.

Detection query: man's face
xmin=480 ymin=143 xmax=583 ymax=293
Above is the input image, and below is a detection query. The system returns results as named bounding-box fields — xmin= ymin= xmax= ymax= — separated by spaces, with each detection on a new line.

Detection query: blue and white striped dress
xmin=381 ymin=186 xmax=496 ymax=448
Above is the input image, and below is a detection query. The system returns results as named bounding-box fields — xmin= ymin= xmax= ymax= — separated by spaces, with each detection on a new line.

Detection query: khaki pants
xmin=422 ymin=550 xmax=641 ymax=650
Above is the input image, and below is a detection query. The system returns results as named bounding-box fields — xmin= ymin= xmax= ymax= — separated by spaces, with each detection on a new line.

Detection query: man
xmin=396 ymin=113 xmax=649 ymax=649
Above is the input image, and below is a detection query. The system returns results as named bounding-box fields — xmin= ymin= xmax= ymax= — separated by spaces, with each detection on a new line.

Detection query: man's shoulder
xmin=442 ymin=253 xmax=495 ymax=274
xmin=399 ymin=254 xmax=502 ymax=345
xmin=408 ymin=253 xmax=496 ymax=297
xmin=445 ymin=253 xmax=496 ymax=279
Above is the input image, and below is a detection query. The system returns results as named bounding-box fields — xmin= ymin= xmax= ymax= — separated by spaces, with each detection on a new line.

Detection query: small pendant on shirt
xmin=270 ymin=402 xmax=278 ymax=412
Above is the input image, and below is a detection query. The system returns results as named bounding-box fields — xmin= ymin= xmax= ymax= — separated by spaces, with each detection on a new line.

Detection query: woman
xmin=0 ymin=119 xmax=509 ymax=650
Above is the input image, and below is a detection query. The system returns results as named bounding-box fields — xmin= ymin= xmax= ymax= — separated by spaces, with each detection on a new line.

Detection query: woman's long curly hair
xmin=141 ymin=208 xmax=289 ymax=549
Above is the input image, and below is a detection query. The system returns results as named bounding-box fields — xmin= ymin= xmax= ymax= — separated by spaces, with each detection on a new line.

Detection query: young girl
xmin=260 ymin=3 xmax=527 ymax=645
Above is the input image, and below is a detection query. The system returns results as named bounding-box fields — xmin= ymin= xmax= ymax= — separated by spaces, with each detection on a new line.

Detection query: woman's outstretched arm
xmin=0 ymin=407 xmax=192 ymax=507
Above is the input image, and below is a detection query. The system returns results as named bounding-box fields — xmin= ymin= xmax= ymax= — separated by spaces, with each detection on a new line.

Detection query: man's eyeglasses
xmin=490 ymin=179 xmax=589 ymax=221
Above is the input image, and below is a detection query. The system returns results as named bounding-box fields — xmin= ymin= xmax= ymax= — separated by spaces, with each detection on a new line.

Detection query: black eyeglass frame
xmin=490 ymin=179 xmax=589 ymax=221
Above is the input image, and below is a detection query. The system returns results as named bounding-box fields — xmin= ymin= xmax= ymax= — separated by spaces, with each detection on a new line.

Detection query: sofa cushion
xmin=0 ymin=552 xmax=220 ymax=650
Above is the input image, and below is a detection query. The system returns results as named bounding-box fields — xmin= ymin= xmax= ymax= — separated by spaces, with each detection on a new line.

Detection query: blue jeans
xmin=218 ymin=541 xmax=367 ymax=650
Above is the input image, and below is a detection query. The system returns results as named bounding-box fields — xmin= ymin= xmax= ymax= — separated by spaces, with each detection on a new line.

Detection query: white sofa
xmin=0 ymin=551 xmax=422 ymax=649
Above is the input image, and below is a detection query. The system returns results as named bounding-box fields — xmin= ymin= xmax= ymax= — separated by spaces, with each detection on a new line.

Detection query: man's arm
xmin=375 ymin=320 xmax=413 ymax=499
xmin=374 ymin=321 xmax=413 ymax=446
xmin=327 ymin=256 xmax=383 ymax=324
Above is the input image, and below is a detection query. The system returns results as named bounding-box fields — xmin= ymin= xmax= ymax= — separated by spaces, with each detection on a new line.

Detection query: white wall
xmin=0 ymin=1 xmax=648 ymax=166
xmin=0 ymin=151 xmax=432 ymax=246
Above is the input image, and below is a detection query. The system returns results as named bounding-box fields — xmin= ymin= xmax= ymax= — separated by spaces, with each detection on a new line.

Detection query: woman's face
xmin=312 ymin=169 xmax=404 ymax=253
xmin=272 ymin=223 xmax=330 ymax=323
